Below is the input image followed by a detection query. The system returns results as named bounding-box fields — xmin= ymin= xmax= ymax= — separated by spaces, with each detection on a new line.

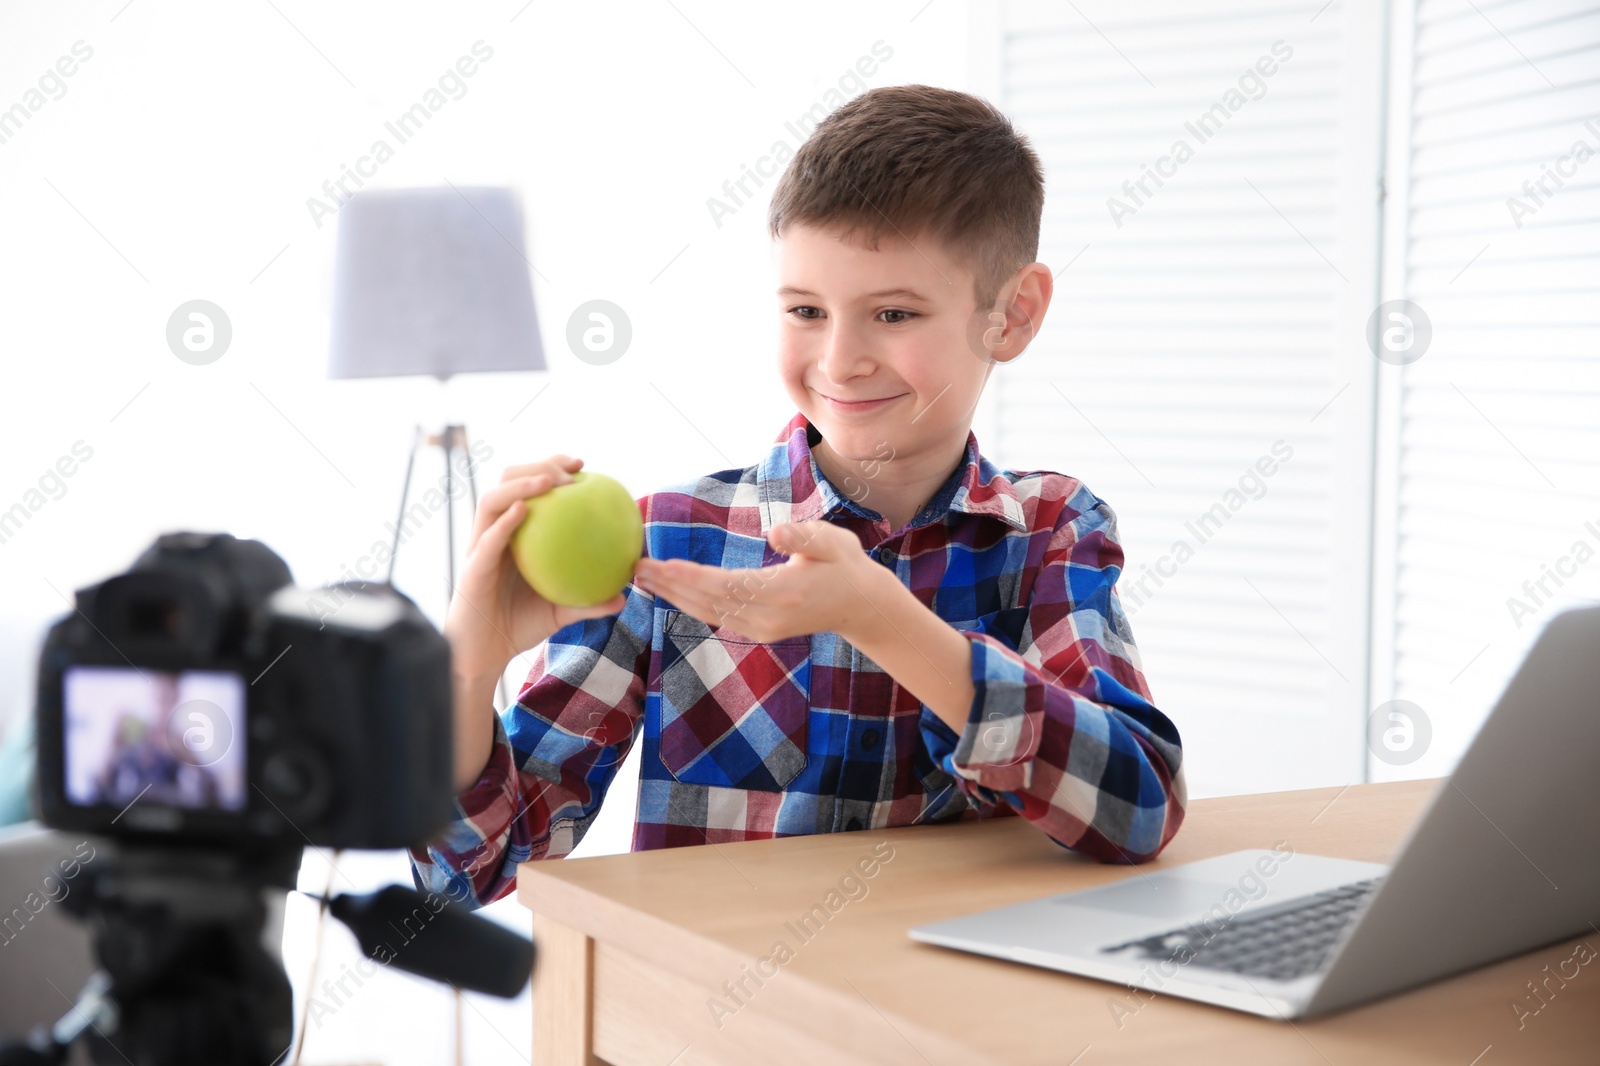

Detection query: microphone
xmin=325 ymin=885 xmax=536 ymax=998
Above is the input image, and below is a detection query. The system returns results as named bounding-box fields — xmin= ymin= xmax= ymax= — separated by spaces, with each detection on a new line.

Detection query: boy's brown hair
xmin=767 ymin=84 xmax=1045 ymax=309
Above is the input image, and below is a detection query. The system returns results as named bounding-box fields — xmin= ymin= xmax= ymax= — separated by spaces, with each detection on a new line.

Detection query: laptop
xmin=909 ymin=604 xmax=1600 ymax=1019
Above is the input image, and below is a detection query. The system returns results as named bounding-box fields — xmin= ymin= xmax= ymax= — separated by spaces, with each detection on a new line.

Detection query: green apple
xmin=510 ymin=471 xmax=643 ymax=607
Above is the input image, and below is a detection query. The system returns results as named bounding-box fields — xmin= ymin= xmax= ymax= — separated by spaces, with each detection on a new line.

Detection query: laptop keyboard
xmin=1100 ymin=876 xmax=1384 ymax=983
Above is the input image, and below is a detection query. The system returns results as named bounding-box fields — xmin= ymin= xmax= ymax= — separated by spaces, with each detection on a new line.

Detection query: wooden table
xmin=518 ymin=780 xmax=1599 ymax=1064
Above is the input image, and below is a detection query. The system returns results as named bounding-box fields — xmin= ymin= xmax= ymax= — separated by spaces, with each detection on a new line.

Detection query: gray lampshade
xmin=328 ymin=186 xmax=544 ymax=380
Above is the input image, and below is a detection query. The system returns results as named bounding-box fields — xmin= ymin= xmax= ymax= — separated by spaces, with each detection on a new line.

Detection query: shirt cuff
xmin=407 ymin=710 xmax=520 ymax=908
xmin=917 ymin=632 xmax=1042 ymax=797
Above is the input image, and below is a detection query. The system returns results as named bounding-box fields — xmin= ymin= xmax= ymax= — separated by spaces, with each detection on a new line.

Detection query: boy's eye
xmin=878 ymin=309 xmax=917 ymax=324
xmin=787 ymin=306 xmax=823 ymax=321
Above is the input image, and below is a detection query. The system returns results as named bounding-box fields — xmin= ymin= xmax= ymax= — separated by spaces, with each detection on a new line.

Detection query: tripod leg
xmin=443 ymin=429 xmax=457 ymax=601
xmin=460 ymin=425 xmax=480 ymax=517
xmin=458 ymin=426 xmax=508 ymax=711
xmin=387 ymin=425 xmax=423 ymax=586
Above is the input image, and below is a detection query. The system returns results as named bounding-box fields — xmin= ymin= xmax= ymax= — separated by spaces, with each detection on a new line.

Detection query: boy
xmin=411 ymin=85 xmax=1186 ymax=908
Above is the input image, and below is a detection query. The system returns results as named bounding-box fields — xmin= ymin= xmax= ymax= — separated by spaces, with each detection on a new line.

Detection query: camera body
xmin=34 ymin=531 xmax=454 ymax=850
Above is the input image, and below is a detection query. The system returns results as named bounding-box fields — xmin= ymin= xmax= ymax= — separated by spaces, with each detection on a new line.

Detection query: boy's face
xmin=774 ymin=223 xmax=1012 ymax=468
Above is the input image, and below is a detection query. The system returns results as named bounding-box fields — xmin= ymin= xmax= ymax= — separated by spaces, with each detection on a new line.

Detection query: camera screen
xmin=62 ymin=666 xmax=247 ymax=813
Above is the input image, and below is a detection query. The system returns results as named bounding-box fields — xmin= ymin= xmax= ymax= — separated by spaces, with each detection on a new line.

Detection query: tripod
xmin=0 ymin=842 xmax=300 ymax=1066
xmin=0 ymin=842 xmax=536 ymax=1066
xmin=385 ymin=424 xmax=509 ymax=712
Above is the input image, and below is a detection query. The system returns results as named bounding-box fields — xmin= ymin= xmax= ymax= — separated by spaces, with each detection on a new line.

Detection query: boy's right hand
xmin=444 ymin=454 xmax=629 ymax=685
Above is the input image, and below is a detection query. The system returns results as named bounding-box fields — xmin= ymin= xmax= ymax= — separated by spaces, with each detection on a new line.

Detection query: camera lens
xmin=261 ymin=744 xmax=332 ymax=824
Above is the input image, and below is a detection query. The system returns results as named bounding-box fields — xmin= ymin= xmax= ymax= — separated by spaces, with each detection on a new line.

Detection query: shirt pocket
xmin=656 ymin=609 xmax=811 ymax=791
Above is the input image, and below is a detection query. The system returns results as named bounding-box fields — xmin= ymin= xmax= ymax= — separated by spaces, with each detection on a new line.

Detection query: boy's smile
xmin=818 ymin=392 xmax=907 ymax=412
xmin=774 ymin=222 xmax=1050 ymax=532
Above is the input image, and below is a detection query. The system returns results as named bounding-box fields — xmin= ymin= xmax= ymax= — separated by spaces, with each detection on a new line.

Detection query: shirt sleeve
xmin=918 ymin=494 xmax=1186 ymax=863
xmin=408 ymin=581 xmax=653 ymax=908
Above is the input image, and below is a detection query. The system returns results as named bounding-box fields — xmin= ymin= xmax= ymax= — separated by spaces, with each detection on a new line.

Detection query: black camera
xmin=33 ymin=531 xmax=454 ymax=848
xmin=6 ymin=534 xmax=533 ymax=1066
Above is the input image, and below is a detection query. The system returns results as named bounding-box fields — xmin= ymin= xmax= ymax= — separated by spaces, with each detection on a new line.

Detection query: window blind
xmin=1369 ymin=0 xmax=1600 ymax=780
xmin=983 ymin=0 xmax=1386 ymax=796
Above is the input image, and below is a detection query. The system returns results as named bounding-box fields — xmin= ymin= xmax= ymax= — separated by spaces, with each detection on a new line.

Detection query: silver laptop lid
xmin=1306 ymin=605 xmax=1600 ymax=1016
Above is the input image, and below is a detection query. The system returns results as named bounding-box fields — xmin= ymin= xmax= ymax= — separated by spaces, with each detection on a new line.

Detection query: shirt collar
xmin=756 ymin=411 xmax=1028 ymax=536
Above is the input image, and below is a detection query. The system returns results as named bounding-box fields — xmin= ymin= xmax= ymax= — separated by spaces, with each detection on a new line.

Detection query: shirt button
xmin=846 ymin=817 xmax=863 ymax=831
xmin=860 ymin=728 xmax=880 ymax=751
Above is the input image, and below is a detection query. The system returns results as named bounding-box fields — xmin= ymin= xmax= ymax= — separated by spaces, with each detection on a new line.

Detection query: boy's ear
xmin=971 ymin=262 xmax=1053 ymax=365
xmin=990 ymin=262 xmax=1052 ymax=364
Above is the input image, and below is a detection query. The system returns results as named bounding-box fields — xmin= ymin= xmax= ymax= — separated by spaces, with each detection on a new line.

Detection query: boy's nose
xmin=816 ymin=326 xmax=875 ymax=381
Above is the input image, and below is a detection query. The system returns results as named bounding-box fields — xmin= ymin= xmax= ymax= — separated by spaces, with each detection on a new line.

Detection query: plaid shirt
xmin=410 ymin=412 xmax=1186 ymax=908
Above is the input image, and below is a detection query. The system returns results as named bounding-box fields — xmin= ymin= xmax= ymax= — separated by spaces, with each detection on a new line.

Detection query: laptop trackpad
xmin=1061 ymin=877 xmax=1239 ymax=920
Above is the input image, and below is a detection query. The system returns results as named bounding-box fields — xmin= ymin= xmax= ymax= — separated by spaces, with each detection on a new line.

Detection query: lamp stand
xmin=385 ymin=422 xmax=511 ymax=715
xmin=386 ymin=424 xmax=479 ymax=596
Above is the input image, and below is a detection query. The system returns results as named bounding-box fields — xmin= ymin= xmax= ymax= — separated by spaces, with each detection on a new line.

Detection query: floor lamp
xmin=328 ymin=187 xmax=544 ymax=1066
xmin=328 ymin=185 xmax=545 ymax=601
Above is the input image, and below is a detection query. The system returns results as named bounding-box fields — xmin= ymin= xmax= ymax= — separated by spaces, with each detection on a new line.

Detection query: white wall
xmin=0 ymin=1 xmax=969 ymax=635
xmin=0 ymin=3 xmax=972 ymax=1062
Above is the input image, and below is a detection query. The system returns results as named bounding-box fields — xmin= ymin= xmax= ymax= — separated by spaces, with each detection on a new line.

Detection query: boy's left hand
xmin=631 ymin=520 xmax=886 ymax=644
